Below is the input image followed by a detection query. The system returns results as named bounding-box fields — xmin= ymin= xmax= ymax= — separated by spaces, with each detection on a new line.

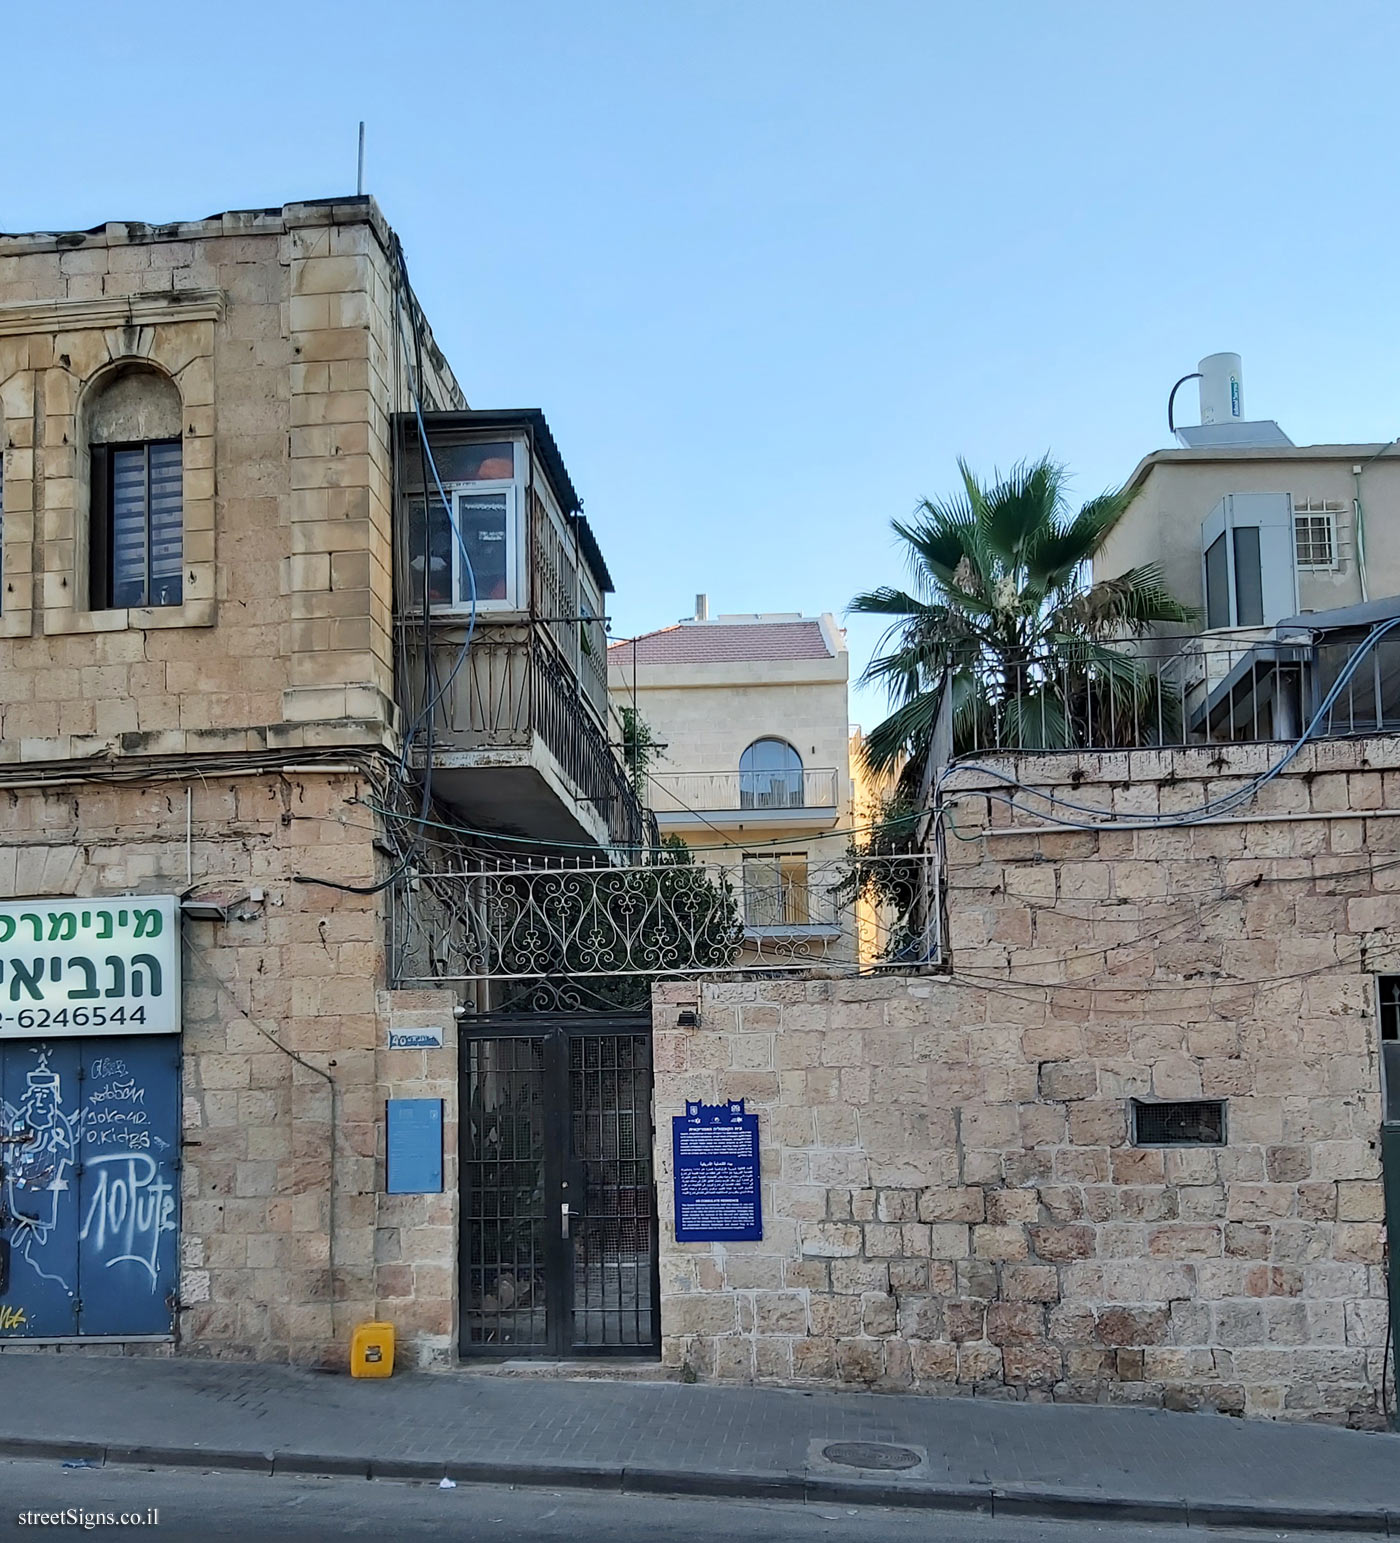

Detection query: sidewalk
xmin=0 ymin=1355 xmax=1395 ymax=1532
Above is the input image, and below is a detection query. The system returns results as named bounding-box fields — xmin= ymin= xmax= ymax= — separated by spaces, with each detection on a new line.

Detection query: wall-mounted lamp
xmin=676 ymin=1009 xmax=700 ymax=1029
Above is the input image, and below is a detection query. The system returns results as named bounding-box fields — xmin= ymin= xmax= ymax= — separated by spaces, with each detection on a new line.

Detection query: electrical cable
xmin=291 ymin=851 xmax=416 ymax=896
xmin=391 ymin=239 xmax=478 ymax=783
xmin=350 ymin=793 xmax=919 ymax=856
xmin=290 ymin=806 xmax=1400 ymax=929
xmin=290 ymin=241 xmax=482 ymax=894
xmin=949 ymin=940 xmax=1368 ymax=996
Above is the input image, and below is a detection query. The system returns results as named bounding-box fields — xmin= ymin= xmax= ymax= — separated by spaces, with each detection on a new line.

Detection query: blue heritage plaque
xmin=672 ymin=1098 xmax=763 ymax=1242
xmin=385 ymin=1098 xmax=444 ymax=1194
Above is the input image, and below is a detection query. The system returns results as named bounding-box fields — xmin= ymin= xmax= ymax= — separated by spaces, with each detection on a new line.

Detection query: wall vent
xmin=1130 ymin=1099 xmax=1226 ymax=1147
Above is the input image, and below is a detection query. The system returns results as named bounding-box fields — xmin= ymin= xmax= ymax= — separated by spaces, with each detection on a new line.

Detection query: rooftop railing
xmin=947 ymin=633 xmax=1400 ymax=755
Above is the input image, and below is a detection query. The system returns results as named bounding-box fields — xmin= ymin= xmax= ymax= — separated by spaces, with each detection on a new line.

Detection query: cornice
xmin=0 ymin=289 xmax=226 ymax=338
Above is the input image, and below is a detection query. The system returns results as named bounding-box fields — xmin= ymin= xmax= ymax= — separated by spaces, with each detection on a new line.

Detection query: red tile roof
xmin=609 ymin=620 xmax=833 ymax=667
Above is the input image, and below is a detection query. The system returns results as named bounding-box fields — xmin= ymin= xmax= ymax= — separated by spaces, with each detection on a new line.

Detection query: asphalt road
xmin=0 ymin=1461 xmax=1382 ymax=1543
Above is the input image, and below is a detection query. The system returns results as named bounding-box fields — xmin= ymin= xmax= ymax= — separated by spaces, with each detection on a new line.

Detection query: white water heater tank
xmin=1198 ymin=352 xmax=1243 ymax=425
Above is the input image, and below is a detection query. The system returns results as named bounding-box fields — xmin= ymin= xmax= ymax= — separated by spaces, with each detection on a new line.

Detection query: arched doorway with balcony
xmin=738 ymin=737 xmax=804 ymax=810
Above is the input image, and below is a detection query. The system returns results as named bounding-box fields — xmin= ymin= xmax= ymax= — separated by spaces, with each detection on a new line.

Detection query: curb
xmin=1 ymin=1435 xmax=1395 ymax=1534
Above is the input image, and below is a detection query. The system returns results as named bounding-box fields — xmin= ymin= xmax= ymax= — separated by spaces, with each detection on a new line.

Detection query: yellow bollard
xmin=350 ymin=1320 xmax=395 ymax=1378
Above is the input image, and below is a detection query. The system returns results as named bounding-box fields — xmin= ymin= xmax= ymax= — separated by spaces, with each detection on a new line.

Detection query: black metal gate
xmin=459 ymin=1015 xmax=658 ymax=1357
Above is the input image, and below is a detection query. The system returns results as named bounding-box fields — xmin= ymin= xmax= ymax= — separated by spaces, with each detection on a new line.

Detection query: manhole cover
xmin=821 ymin=1442 xmax=921 ymax=1471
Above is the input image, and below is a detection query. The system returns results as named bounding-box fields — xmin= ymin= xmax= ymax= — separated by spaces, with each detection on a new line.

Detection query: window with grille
xmin=1130 ymin=1098 xmax=1226 ymax=1146
xmin=1293 ymin=499 xmax=1341 ymax=569
xmin=90 ymin=440 xmax=183 ymax=608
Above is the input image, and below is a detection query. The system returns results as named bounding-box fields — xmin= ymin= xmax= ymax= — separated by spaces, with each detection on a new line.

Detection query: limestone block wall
xmin=0 ymin=772 xmax=458 ymax=1368
xmin=652 ymin=742 xmax=1397 ymax=1425
xmin=374 ymin=987 xmax=460 ymax=1369
xmin=0 ymin=198 xmax=463 ymax=762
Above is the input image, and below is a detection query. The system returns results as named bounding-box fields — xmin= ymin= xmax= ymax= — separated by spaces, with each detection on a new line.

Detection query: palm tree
xmin=851 ymin=456 xmax=1196 ymax=779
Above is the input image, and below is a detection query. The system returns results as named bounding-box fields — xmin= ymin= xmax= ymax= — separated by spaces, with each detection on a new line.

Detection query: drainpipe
xmin=1352 ymin=439 xmax=1398 ymax=605
xmin=1382 ymin=1027 xmax=1400 ymax=1429
xmin=1353 ymin=467 xmax=1371 ymax=605
xmin=1384 ymin=1127 xmax=1400 ymax=1430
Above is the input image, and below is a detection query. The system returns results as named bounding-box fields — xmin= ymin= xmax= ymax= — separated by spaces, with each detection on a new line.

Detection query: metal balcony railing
xmin=400 ymin=620 xmax=654 ymax=852
xmin=647 ymin=767 xmax=839 ymax=816
xmin=943 ymin=633 xmax=1400 ymax=755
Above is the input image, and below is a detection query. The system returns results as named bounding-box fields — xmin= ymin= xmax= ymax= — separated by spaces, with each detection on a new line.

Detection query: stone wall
xmin=0 ymin=197 xmax=463 ymax=761
xmin=0 ymin=773 xmax=459 ymax=1368
xmin=651 ymin=742 xmax=1396 ymax=1425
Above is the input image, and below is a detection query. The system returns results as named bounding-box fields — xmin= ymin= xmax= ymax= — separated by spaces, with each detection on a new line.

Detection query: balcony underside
xmin=423 ymin=738 xmax=611 ymax=850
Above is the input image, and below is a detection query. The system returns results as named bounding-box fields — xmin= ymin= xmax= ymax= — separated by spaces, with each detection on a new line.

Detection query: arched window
xmin=739 ymin=737 xmax=804 ymax=809
xmin=86 ymin=365 xmax=183 ymax=609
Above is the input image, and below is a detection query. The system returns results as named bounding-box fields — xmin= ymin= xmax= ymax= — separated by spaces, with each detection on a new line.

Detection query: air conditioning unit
xmin=1201 ymin=493 xmax=1297 ymax=630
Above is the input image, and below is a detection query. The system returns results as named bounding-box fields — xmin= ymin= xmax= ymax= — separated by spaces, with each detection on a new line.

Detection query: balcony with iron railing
xmin=647 ymin=766 xmax=840 ymax=831
xmin=399 ymin=619 xmax=654 ymax=853
xmin=394 ymin=416 xmax=650 ymax=855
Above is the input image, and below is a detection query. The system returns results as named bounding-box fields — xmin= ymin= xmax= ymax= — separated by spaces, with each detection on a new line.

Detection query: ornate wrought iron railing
xmin=389 ymin=851 xmax=938 ymax=991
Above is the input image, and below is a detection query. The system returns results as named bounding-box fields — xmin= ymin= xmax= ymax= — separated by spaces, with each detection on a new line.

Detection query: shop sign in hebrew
xmin=672 ymin=1098 xmax=763 ymax=1242
xmin=0 ymin=897 xmax=181 ymax=1036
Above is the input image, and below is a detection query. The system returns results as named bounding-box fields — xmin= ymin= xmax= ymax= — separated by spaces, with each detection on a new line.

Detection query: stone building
xmin=0 ymin=197 xmax=640 ymax=1365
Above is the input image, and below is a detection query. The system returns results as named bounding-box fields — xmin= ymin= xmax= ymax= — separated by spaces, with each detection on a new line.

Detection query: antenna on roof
xmin=356 ymin=122 xmax=366 ymax=196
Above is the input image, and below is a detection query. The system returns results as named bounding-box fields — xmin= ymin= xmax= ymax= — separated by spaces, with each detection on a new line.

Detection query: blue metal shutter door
xmin=76 ymin=1037 xmax=180 ymax=1336
xmin=0 ymin=1041 xmax=82 ymax=1337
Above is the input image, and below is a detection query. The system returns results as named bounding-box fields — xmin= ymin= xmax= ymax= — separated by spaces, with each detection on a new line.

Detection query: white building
xmin=608 ymin=605 xmax=854 ymax=957
xmin=1096 ymin=353 xmax=1400 ymax=635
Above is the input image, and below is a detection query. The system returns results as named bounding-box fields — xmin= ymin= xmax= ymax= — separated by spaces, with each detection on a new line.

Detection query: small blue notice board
xmin=386 ymin=1097 xmax=443 ymax=1194
xmin=672 ymin=1098 xmax=762 ymax=1242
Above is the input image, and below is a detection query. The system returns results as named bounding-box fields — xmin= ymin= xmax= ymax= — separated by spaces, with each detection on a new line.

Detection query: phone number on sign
xmin=0 ymin=1007 xmax=147 ymax=1032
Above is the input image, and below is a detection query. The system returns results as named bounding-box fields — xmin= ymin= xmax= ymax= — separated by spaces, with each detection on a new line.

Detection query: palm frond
xmin=978 ymin=456 xmax=1066 ymax=565
xmin=848 ymin=585 xmax=931 ymax=619
xmin=860 ymin=686 xmax=947 ymax=774
xmin=1055 ymin=564 xmax=1200 ymax=636
xmin=890 ymin=510 xmax=996 ymax=616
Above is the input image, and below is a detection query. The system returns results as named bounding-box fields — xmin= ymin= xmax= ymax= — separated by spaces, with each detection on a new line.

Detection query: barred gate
xmin=459 ymin=1016 xmax=658 ymax=1358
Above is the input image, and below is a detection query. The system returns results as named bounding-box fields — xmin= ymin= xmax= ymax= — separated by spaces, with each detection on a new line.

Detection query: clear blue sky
xmin=10 ymin=1 xmax=1400 ymax=727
